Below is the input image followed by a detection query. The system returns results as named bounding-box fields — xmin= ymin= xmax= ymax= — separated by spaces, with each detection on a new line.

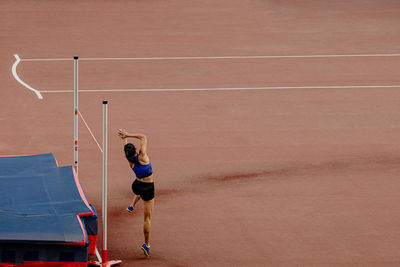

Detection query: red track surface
xmin=2 ymin=1 xmax=400 ymax=266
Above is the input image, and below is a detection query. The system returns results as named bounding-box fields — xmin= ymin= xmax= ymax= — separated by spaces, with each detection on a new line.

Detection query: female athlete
xmin=118 ymin=129 xmax=154 ymax=257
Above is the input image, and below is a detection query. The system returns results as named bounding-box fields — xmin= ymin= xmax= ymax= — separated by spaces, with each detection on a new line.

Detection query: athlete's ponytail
xmin=124 ymin=143 xmax=137 ymax=163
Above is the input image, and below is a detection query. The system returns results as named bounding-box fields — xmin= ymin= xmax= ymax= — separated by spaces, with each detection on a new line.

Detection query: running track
xmin=2 ymin=1 xmax=400 ymax=266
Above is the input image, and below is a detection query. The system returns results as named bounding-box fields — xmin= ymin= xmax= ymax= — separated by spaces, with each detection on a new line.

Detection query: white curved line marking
xmin=12 ymin=54 xmax=43 ymax=99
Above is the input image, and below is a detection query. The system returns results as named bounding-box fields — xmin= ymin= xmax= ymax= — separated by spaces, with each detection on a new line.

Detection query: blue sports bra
xmin=132 ymin=155 xmax=153 ymax=178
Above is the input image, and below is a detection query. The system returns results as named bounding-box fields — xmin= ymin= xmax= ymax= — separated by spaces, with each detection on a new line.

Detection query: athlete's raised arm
xmin=118 ymin=129 xmax=148 ymax=160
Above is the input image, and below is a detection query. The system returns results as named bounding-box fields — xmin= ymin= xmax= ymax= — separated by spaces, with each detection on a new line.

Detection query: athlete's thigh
xmin=143 ymin=199 xmax=154 ymax=220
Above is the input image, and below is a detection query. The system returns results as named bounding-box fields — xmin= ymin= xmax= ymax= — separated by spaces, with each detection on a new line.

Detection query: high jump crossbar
xmin=73 ymin=57 xmax=122 ymax=267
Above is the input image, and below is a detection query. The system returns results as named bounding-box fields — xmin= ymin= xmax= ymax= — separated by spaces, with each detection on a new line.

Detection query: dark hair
xmin=124 ymin=143 xmax=137 ymax=163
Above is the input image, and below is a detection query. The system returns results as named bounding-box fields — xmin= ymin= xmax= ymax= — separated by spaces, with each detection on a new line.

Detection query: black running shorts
xmin=131 ymin=179 xmax=155 ymax=201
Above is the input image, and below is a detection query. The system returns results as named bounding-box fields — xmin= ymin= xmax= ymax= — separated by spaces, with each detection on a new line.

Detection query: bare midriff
xmin=137 ymin=173 xmax=153 ymax=183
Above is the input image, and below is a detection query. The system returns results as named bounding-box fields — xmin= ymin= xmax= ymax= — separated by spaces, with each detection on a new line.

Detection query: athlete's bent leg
xmin=131 ymin=194 xmax=141 ymax=208
xmin=127 ymin=195 xmax=141 ymax=212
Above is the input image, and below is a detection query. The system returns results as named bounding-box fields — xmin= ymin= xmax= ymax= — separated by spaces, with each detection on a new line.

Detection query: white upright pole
xmin=73 ymin=56 xmax=79 ymax=174
xmin=102 ymin=100 xmax=108 ymax=264
xmin=98 ymin=101 xmax=121 ymax=267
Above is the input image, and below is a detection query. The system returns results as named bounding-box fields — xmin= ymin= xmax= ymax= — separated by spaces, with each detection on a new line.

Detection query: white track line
xmin=13 ymin=53 xmax=400 ymax=99
xmin=20 ymin=53 xmax=400 ymax=62
xmin=39 ymin=85 xmax=400 ymax=94
xmin=12 ymin=54 xmax=43 ymax=99
xmin=21 ymin=58 xmax=72 ymax=62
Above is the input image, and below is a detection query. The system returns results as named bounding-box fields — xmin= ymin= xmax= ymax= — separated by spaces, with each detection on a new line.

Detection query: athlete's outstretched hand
xmin=118 ymin=129 xmax=128 ymax=139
